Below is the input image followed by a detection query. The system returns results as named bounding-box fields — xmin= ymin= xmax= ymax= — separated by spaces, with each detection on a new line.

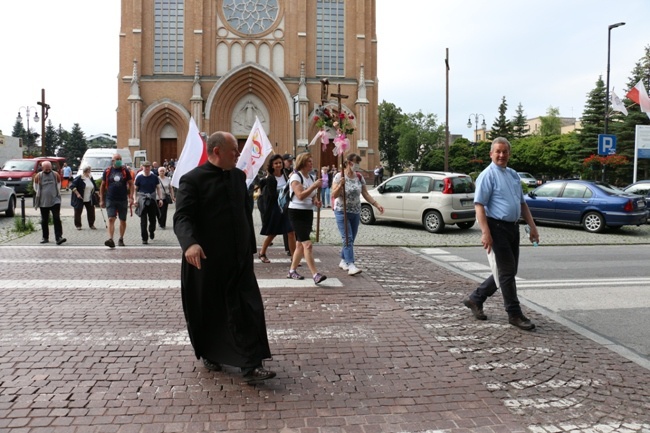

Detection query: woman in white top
xmin=70 ymin=164 xmax=98 ymax=230
xmin=157 ymin=167 xmax=175 ymax=228
xmin=286 ymin=153 xmax=326 ymax=284
xmin=331 ymin=153 xmax=384 ymax=275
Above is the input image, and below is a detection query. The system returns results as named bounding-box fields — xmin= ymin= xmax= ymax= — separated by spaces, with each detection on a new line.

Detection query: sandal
xmin=258 ymin=253 xmax=271 ymax=263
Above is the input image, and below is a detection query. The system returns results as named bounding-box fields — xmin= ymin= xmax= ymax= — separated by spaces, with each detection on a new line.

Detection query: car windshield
xmin=593 ymin=181 xmax=626 ymax=195
xmin=452 ymin=177 xmax=475 ymax=193
xmin=82 ymin=157 xmax=113 ymax=171
xmin=1 ymin=160 xmax=35 ymax=172
xmin=518 ymin=172 xmax=534 ymax=178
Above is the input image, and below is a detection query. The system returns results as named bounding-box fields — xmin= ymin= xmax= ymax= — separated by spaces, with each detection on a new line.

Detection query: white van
xmin=80 ymin=148 xmax=133 ymax=180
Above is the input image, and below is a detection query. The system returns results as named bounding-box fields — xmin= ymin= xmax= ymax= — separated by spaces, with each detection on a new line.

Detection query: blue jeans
xmin=334 ymin=210 xmax=360 ymax=264
xmin=321 ymin=187 xmax=331 ymax=207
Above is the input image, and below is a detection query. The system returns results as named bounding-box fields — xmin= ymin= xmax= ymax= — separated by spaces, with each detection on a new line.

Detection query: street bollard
xmin=20 ymin=195 xmax=26 ymax=226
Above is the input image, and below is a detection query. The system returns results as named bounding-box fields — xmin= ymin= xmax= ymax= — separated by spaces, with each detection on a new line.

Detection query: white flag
xmin=610 ymin=89 xmax=628 ymax=116
xmin=171 ymin=117 xmax=207 ymax=189
xmin=236 ymin=116 xmax=274 ymax=187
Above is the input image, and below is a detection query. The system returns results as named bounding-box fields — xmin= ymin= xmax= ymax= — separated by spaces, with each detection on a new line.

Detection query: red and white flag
xmin=171 ymin=117 xmax=208 ymax=189
xmin=236 ymin=116 xmax=274 ymax=187
xmin=626 ymin=80 xmax=650 ymax=119
xmin=610 ymin=89 xmax=628 ymax=116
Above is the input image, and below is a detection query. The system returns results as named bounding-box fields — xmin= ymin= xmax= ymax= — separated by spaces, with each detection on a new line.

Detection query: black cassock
xmin=173 ymin=163 xmax=271 ymax=368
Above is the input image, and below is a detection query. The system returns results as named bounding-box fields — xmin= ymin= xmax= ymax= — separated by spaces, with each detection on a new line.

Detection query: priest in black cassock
xmin=173 ymin=131 xmax=275 ymax=384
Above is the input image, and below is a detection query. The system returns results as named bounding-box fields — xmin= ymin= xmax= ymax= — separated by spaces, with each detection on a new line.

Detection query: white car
xmin=360 ymin=172 xmax=475 ymax=233
xmin=518 ymin=172 xmax=537 ymax=188
xmin=0 ymin=181 xmax=16 ymax=217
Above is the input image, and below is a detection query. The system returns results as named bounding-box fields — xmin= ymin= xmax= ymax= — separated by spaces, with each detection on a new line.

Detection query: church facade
xmin=117 ymin=0 xmax=379 ymax=171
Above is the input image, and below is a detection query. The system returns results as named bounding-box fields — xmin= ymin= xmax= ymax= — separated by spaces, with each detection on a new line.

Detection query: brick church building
xmin=117 ymin=0 xmax=379 ymax=171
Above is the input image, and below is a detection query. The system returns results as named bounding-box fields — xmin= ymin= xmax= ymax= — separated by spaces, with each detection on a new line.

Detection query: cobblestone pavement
xmin=0 ymin=198 xmax=649 ymax=432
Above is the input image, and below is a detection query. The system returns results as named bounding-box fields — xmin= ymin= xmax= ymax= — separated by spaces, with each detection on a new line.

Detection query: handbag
xmin=165 ymin=193 xmax=173 ymax=204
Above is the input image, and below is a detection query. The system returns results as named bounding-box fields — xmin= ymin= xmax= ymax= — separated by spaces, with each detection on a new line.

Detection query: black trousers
xmin=74 ymin=201 xmax=96 ymax=228
xmin=157 ymin=200 xmax=169 ymax=228
xmin=40 ymin=204 xmax=63 ymax=241
xmin=140 ymin=203 xmax=158 ymax=241
xmin=469 ymin=218 xmax=522 ymax=316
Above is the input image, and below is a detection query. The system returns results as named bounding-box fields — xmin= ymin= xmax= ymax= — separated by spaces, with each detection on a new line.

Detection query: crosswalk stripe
xmin=0 ymin=278 xmax=343 ymax=289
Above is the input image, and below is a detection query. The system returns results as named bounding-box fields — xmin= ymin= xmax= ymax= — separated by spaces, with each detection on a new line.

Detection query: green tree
xmin=44 ymin=120 xmax=58 ymax=157
xmin=487 ymin=96 xmax=513 ymax=140
xmin=58 ymin=123 xmax=87 ymax=168
xmin=396 ymin=111 xmax=443 ymax=170
xmin=539 ymin=106 xmax=562 ymax=137
xmin=511 ymin=102 xmax=529 ymax=139
xmin=578 ymin=76 xmax=606 ymax=159
xmin=378 ymin=100 xmax=404 ymax=174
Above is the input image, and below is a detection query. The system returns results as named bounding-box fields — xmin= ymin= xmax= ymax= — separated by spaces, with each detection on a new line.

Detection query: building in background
xmin=117 ymin=0 xmax=379 ymax=171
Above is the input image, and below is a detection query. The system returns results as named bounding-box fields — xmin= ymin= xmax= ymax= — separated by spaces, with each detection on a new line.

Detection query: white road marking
xmin=0 ymin=278 xmax=343 ymax=289
xmin=505 ymin=397 xmax=581 ymax=410
xmin=0 ymin=258 xmax=319 ymax=264
xmin=528 ymin=422 xmax=650 ymax=433
xmin=519 ymin=286 xmax=650 ymax=311
xmin=469 ymin=362 xmax=531 ymax=371
xmin=485 ymin=378 xmax=602 ymax=391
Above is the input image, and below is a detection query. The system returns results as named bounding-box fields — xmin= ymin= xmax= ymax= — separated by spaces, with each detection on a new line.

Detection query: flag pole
xmin=330 ymin=84 xmax=349 ymax=247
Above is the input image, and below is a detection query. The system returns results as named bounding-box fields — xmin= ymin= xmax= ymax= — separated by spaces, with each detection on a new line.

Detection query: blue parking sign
xmin=598 ymin=134 xmax=616 ymax=155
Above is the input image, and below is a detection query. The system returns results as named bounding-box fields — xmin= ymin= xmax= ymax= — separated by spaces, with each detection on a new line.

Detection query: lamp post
xmin=16 ymin=106 xmax=39 ymax=155
xmin=604 ymin=22 xmax=625 ymax=134
xmin=467 ymin=113 xmax=486 ymax=158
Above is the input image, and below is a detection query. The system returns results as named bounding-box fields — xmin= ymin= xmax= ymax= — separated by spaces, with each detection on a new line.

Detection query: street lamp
xmin=604 ymin=22 xmax=625 ymax=134
xmin=16 ymin=106 xmax=40 ymax=154
xmin=467 ymin=113 xmax=486 ymax=158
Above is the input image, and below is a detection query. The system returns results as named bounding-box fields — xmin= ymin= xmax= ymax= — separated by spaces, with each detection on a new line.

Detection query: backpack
xmin=278 ymin=172 xmax=313 ymax=213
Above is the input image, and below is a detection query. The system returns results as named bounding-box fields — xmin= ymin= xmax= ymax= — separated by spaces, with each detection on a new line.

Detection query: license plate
xmin=638 ymin=200 xmax=646 ymax=209
xmin=461 ymin=199 xmax=473 ymax=207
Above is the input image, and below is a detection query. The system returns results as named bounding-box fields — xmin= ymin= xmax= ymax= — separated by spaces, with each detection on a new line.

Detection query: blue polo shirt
xmin=474 ymin=162 xmax=524 ymax=222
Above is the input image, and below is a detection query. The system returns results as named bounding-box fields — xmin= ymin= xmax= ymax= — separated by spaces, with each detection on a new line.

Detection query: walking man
xmin=100 ymin=153 xmax=134 ymax=248
xmin=174 ymin=131 xmax=275 ymax=384
xmin=33 ymin=161 xmax=66 ymax=245
xmin=62 ymin=163 xmax=73 ymax=190
xmin=134 ymin=161 xmax=163 ymax=244
xmin=462 ymin=137 xmax=540 ymax=331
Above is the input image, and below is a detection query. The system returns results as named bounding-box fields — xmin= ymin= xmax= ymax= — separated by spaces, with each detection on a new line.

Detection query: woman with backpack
xmin=331 ymin=153 xmax=384 ymax=276
xmin=286 ymin=152 xmax=326 ymax=284
xmin=257 ymin=154 xmax=295 ymax=263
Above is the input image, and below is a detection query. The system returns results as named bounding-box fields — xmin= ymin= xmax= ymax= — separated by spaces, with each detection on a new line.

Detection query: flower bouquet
xmin=310 ymin=106 xmax=356 ymax=155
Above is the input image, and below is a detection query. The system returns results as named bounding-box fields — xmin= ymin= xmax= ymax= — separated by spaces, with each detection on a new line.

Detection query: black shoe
xmin=149 ymin=231 xmax=155 ymax=240
xmin=202 ymin=358 xmax=222 ymax=372
xmin=509 ymin=315 xmax=536 ymax=331
xmin=142 ymin=240 xmax=148 ymax=245
xmin=118 ymin=238 xmax=125 ymax=247
xmin=285 ymin=250 xmax=291 ymax=256
xmin=105 ymin=239 xmax=115 ymax=248
xmin=463 ymin=297 xmax=487 ymax=320
xmin=40 ymin=239 xmax=49 ymax=244
xmin=56 ymin=237 xmax=67 ymax=245
xmin=243 ymin=367 xmax=276 ymax=384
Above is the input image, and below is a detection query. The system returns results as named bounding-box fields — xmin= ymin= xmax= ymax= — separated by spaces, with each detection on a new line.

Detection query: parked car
xmin=524 ymin=179 xmax=647 ymax=233
xmin=360 ymin=171 xmax=476 ymax=233
xmin=623 ymin=180 xmax=650 ymax=223
xmin=0 ymin=157 xmax=66 ymax=195
xmin=0 ymin=181 xmax=16 ymax=216
xmin=517 ymin=172 xmax=537 ymax=188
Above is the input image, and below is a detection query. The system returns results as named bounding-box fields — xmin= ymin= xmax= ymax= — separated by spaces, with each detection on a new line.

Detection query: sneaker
xmin=462 ymin=297 xmax=487 ymax=320
xmin=338 ymin=260 xmax=349 ymax=271
xmin=118 ymin=238 xmax=125 ymax=247
xmin=347 ymin=263 xmax=362 ymax=276
xmin=287 ymin=270 xmax=304 ymax=280
xmin=313 ymin=273 xmax=327 ymax=284
xmin=509 ymin=314 xmax=536 ymax=331
xmin=105 ymin=239 xmax=115 ymax=248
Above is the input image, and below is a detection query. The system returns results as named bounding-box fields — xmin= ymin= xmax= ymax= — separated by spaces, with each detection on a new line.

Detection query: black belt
xmin=487 ymin=217 xmax=517 ymax=225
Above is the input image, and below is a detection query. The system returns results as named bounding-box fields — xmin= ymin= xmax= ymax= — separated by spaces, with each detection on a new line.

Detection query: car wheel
xmin=582 ymin=211 xmax=605 ymax=233
xmin=360 ymin=204 xmax=376 ymax=225
xmin=457 ymin=221 xmax=474 ymax=230
xmin=423 ymin=210 xmax=445 ymax=233
xmin=5 ymin=196 xmax=15 ymax=217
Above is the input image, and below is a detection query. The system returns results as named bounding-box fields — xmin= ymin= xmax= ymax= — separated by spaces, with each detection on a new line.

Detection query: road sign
xmin=598 ymin=134 xmax=616 ymax=155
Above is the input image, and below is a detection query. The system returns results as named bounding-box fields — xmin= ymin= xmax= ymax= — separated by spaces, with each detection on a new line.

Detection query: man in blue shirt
xmin=463 ymin=137 xmax=540 ymax=331
xmin=134 ymin=161 xmax=163 ymax=244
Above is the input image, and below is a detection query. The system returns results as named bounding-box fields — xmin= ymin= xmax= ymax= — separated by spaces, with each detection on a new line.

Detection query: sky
xmin=1 ymin=0 xmax=648 ymax=142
